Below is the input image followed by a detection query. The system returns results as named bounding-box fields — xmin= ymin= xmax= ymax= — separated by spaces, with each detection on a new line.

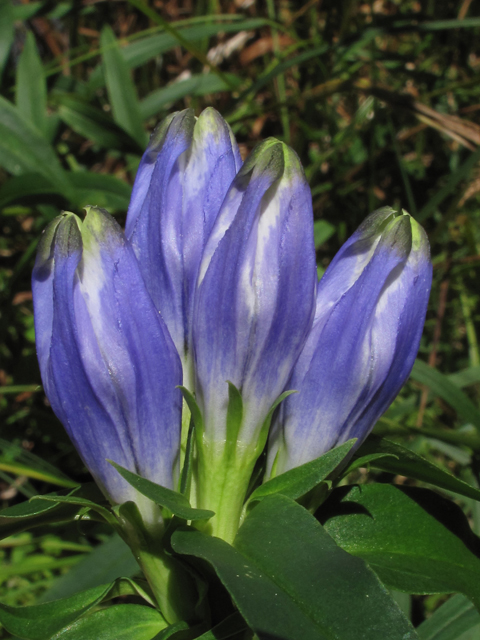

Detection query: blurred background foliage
xmin=1 ymin=0 xmax=480 ymax=635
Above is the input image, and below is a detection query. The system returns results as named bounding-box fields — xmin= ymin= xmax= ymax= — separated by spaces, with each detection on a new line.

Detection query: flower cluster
xmin=32 ymin=108 xmax=432 ymax=541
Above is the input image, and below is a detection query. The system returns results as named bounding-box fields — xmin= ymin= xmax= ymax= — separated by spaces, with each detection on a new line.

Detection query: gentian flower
xmin=125 ymin=108 xmax=242 ymax=391
xmin=32 ymin=207 xmax=182 ymax=523
xmin=267 ymin=207 xmax=432 ymax=477
xmin=192 ymin=138 xmax=317 ymax=538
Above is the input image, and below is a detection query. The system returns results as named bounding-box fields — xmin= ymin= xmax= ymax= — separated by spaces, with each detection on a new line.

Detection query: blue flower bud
xmin=126 ymin=108 xmax=242 ymax=390
xmin=32 ymin=208 xmax=182 ymax=519
xmin=267 ymin=207 xmax=432 ymax=476
xmin=194 ymin=139 xmax=317 ymax=451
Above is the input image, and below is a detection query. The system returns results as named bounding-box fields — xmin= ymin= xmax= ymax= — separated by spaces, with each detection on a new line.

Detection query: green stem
xmin=194 ymin=440 xmax=256 ymax=543
xmin=118 ymin=503 xmax=196 ymax=624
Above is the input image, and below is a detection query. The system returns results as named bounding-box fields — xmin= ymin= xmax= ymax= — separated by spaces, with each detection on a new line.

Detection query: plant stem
xmin=194 ymin=440 xmax=256 ymax=543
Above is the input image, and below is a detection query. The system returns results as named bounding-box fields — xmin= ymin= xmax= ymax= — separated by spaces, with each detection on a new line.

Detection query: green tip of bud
xmin=146 ymin=109 xmax=195 ymax=160
xmin=81 ymin=206 xmax=124 ymax=255
xmin=53 ymin=212 xmax=83 ymax=259
xmin=239 ymin=139 xmax=305 ymax=186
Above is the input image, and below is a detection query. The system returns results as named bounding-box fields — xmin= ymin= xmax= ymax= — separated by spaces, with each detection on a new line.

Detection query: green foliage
xmin=172 ymin=494 xmax=417 ymax=639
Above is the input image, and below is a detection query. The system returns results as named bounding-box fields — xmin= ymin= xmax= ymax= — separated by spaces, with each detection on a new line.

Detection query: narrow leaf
xmin=56 ymin=94 xmax=141 ymax=152
xmin=100 ymin=26 xmax=147 ymax=147
xmin=250 ymin=439 xmax=356 ymax=503
xmin=0 ymin=96 xmax=72 ymax=198
xmin=109 ymin=461 xmax=214 ymax=521
xmin=356 ymin=435 xmax=480 ymax=501
xmin=69 ymin=172 xmax=132 ymax=211
xmin=0 ymin=0 xmax=14 ymax=83
xmin=313 ymin=220 xmax=336 ymax=248
xmin=417 ymin=594 xmax=480 ymax=640
xmin=16 ymin=32 xmax=47 ymax=135
xmin=140 ymin=74 xmax=238 ymax=121
xmin=411 ymin=360 xmax=480 ymax=429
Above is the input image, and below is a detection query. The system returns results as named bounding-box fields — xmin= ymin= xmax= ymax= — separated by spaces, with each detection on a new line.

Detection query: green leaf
xmin=356 ymin=435 xmax=480 ymax=501
xmin=0 ymin=493 xmax=82 ymax=541
xmin=250 ymin=439 xmax=356 ymax=503
xmin=140 ymin=74 xmax=238 ymax=121
xmin=109 ymin=461 xmax=214 ymax=521
xmin=0 ymin=437 xmax=77 ymax=488
xmin=88 ymin=19 xmax=268 ymax=92
xmin=16 ymin=32 xmax=48 ymax=135
xmin=0 ymin=0 xmax=14 ymax=83
xmin=100 ymin=26 xmax=148 ymax=147
xmin=411 ymin=360 xmax=480 ymax=430
xmin=51 ymin=604 xmax=167 ymax=640
xmin=342 ymin=452 xmax=398 ymax=475
xmin=0 ymin=583 xmax=114 ymax=640
xmin=313 ymin=220 xmax=336 ymax=248
xmin=416 ymin=18 xmax=480 ymax=31
xmin=172 ymin=495 xmax=417 ymax=640
xmin=0 ymin=172 xmax=63 ymax=210
xmin=417 ymin=146 xmax=480 ymax=222
xmin=32 ymin=486 xmax=116 ymax=525
xmin=417 ymin=594 xmax=480 ymax=640
xmin=40 ymin=535 xmax=139 ymax=602
xmin=0 ymin=95 xmax=73 ymax=198
xmin=56 ymin=94 xmax=142 ymax=152
xmin=69 ymin=172 xmax=132 ymax=211
xmin=322 ymin=484 xmax=480 ymax=606
xmin=448 ymin=366 xmax=480 ymax=389
xmin=11 ymin=2 xmax=43 ymax=21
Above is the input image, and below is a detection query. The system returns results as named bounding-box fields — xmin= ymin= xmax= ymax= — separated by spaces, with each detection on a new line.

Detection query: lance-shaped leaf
xmin=126 ymin=108 xmax=242 ymax=391
xmin=32 ymin=208 xmax=182 ymax=522
xmin=268 ymin=207 xmax=432 ymax=476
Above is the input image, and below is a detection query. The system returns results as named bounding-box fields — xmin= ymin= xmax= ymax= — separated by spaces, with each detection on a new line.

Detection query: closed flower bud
xmin=32 ymin=207 xmax=182 ymax=520
xmin=126 ymin=108 xmax=242 ymax=390
xmin=194 ymin=138 xmax=317 ymax=453
xmin=267 ymin=207 xmax=432 ymax=477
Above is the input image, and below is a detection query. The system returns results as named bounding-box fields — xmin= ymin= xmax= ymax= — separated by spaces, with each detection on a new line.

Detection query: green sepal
xmin=180 ymin=416 xmax=195 ymax=497
xmin=355 ymin=435 xmax=480 ymax=501
xmin=255 ymin=389 xmax=297 ymax=456
xmin=109 ymin=461 xmax=214 ymax=521
xmin=249 ymin=439 xmax=356 ymax=506
xmin=178 ymin=386 xmax=204 ymax=436
xmin=225 ymin=381 xmax=243 ymax=449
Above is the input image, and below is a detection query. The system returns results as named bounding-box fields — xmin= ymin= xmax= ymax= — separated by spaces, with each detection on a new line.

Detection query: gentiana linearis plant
xmin=8 ymin=108 xmax=478 ymax=640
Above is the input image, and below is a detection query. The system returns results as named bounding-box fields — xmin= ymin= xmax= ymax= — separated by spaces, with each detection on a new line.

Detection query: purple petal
xmin=194 ymin=139 xmax=317 ymax=445
xmin=32 ymin=209 xmax=182 ymax=513
xmin=126 ymin=108 xmax=242 ymax=388
xmin=268 ymin=210 xmax=432 ymax=475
